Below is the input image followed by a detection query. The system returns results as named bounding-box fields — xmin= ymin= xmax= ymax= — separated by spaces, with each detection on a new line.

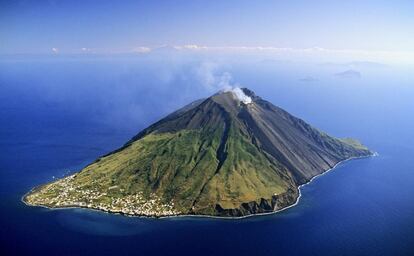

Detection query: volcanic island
xmin=24 ymin=88 xmax=373 ymax=218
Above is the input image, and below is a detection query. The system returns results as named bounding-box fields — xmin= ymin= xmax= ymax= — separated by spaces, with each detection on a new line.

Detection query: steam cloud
xmin=228 ymin=87 xmax=252 ymax=104
xmin=195 ymin=63 xmax=252 ymax=104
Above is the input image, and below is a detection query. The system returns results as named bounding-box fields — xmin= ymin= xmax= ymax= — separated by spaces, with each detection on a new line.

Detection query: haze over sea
xmin=1 ymin=56 xmax=414 ymax=255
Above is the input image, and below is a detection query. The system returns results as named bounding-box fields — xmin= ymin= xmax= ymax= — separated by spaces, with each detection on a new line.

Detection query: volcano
xmin=24 ymin=88 xmax=372 ymax=217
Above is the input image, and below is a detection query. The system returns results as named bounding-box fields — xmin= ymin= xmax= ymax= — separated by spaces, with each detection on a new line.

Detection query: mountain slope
xmin=24 ymin=88 xmax=372 ymax=217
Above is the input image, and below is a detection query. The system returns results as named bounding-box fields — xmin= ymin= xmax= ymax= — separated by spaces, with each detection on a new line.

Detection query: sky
xmin=1 ymin=0 xmax=414 ymax=64
xmin=2 ymin=0 xmax=414 ymax=136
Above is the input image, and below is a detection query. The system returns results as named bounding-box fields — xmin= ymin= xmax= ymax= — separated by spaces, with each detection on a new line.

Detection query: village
xmin=25 ymin=174 xmax=180 ymax=217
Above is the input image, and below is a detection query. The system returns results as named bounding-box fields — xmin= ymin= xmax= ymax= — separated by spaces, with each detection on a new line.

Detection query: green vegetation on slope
xmin=26 ymin=121 xmax=295 ymax=216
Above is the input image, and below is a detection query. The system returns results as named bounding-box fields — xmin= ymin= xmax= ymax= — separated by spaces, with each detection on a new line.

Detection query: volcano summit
xmin=24 ymin=88 xmax=372 ymax=217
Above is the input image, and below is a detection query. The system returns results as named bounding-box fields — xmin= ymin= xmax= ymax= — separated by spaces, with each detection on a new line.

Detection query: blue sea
xmin=1 ymin=58 xmax=414 ymax=255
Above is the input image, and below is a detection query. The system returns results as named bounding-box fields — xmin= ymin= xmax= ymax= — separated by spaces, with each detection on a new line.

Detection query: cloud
xmin=193 ymin=62 xmax=234 ymax=92
xmin=194 ymin=62 xmax=219 ymax=90
xmin=132 ymin=47 xmax=152 ymax=53
xmin=140 ymin=44 xmax=414 ymax=65
xmin=52 ymin=47 xmax=59 ymax=54
xmin=173 ymin=45 xmax=294 ymax=52
xmin=173 ymin=45 xmax=325 ymax=53
xmin=174 ymin=44 xmax=209 ymax=50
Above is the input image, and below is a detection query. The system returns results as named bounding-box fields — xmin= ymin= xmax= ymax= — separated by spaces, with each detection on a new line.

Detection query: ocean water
xmin=1 ymin=59 xmax=414 ymax=255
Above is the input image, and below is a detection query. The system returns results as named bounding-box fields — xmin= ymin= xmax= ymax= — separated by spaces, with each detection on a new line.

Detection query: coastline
xmin=22 ymin=152 xmax=377 ymax=220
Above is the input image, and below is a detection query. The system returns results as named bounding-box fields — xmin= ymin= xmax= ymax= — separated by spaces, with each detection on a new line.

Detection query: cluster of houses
xmin=26 ymin=175 xmax=180 ymax=217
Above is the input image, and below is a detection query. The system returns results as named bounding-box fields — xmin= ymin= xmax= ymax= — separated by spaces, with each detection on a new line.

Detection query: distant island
xmin=24 ymin=88 xmax=373 ymax=218
xmin=335 ymin=69 xmax=362 ymax=79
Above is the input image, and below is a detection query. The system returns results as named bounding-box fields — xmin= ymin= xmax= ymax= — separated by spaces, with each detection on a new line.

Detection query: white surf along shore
xmin=22 ymin=152 xmax=378 ymax=220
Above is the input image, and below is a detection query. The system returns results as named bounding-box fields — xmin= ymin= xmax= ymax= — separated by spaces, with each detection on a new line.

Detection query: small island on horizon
xmin=23 ymin=88 xmax=373 ymax=218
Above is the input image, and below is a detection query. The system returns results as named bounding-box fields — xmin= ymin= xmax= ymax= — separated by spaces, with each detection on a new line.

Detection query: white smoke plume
xmin=228 ymin=87 xmax=252 ymax=104
xmin=195 ymin=63 xmax=252 ymax=104
xmin=218 ymin=73 xmax=252 ymax=104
